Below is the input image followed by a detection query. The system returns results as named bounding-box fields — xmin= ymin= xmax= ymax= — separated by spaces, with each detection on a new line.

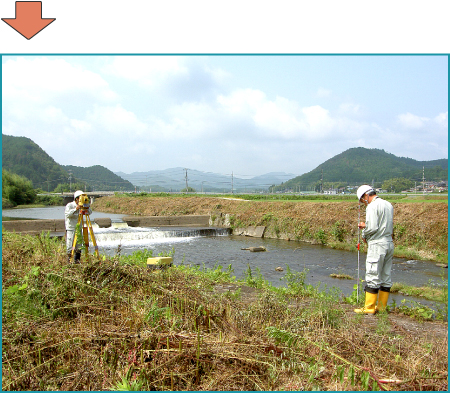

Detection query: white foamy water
xmin=91 ymin=226 xmax=227 ymax=250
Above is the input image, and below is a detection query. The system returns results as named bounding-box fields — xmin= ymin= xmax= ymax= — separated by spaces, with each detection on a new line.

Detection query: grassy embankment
xmin=93 ymin=193 xmax=448 ymax=264
xmin=2 ymin=229 xmax=448 ymax=391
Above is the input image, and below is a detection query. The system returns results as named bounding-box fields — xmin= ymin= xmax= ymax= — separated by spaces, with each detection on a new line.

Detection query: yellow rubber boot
xmin=376 ymin=290 xmax=390 ymax=312
xmin=354 ymin=292 xmax=378 ymax=314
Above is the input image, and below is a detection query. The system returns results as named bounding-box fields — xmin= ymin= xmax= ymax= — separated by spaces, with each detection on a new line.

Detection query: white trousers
xmin=65 ymin=230 xmax=81 ymax=254
xmin=365 ymin=241 xmax=394 ymax=289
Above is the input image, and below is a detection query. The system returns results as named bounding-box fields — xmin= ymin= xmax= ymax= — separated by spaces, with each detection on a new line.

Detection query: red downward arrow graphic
xmin=2 ymin=1 xmax=55 ymax=40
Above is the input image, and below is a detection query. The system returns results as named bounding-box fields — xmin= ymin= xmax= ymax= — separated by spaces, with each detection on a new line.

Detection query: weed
xmin=314 ymin=228 xmax=327 ymax=245
xmin=331 ymin=221 xmax=346 ymax=242
xmin=394 ymin=299 xmax=437 ymax=321
xmin=242 ymin=264 xmax=268 ymax=288
xmin=280 ymin=266 xmax=308 ymax=295
xmin=393 ymin=223 xmax=407 ymax=240
xmin=330 ymin=273 xmax=354 ymax=280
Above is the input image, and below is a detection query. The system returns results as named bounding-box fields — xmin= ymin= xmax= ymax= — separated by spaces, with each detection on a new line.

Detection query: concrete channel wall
xmin=2 ymin=215 xmax=211 ymax=235
xmin=2 ymin=219 xmax=66 ymax=235
xmin=122 ymin=215 xmax=210 ymax=227
xmin=2 ymin=218 xmax=113 ymax=236
xmin=2 ymin=215 xmax=266 ymax=239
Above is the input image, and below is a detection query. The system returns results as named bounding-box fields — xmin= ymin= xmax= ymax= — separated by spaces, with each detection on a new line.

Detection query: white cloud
xmin=434 ymin=111 xmax=448 ymax=127
xmin=86 ymin=104 xmax=148 ymax=136
xmin=2 ymin=57 xmax=118 ymax=104
xmin=104 ymin=56 xmax=189 ymax=87
xmin=70 ymin=119 xmax=93 ymax=132
xmin=40 ymin=106 xmax=68 ymax=125
xmin=302 ymin=105 xmax=335 ymax=136
xmin=397 ymin=112 xmax=430 ymax=129
xmin=338 ymin=102 xmax=362 ymax=115
xmin=217 ymin=88 xmax=266 ymax=115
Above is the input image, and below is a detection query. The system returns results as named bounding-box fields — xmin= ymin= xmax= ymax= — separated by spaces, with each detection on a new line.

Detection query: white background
xmin=0 ymin=0 xmax=449 ymax=54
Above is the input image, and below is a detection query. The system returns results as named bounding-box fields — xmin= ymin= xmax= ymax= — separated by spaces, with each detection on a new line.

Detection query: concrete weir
xmin=122 ymin=215 xmax=210 ymax=227
xmin=2 ymin=218 xmax=112 ymax=237
xmin=2 ymin=215 xmax=211 ymax=236
xmin=2 ymin=215 xmax=266 ymax=240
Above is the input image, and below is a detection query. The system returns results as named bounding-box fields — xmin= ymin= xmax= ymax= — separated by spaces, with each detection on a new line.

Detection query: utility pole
xmin=184 ymin=168 xmax=189 ymax=192
xmin=321 ymin=169 xmax=323 ymax=193
xmin=231 ymin=171 xmax=234 ymax=194
xmin=422 ymin=166 xmax=425 ymax=195
xmin=68 ymin=170 xmax=72 ymax=192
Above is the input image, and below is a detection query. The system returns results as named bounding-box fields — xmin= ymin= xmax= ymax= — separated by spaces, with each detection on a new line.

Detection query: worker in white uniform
xmin=65 ymin=190 xmax=92 ymax=263
xmin=355 ymin=185 xmax=394 ymax=314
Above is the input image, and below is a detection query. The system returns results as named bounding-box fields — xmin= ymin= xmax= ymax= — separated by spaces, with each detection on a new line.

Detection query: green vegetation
xmin=391 ymin=278 xmax=448 ymax=305
xmin=2 ymin=169 xmax=65 ymax=209
xmin=62 ymin=164 xmax=134 ymax=192
xmin=2 ymin=169 xmax=37 ymax=207
xmin=180 ymin=187 xmax=197 ymax=193
xmin=2 ymin=134 xmax=134 ymax=193
xmin=2 ymin=230 xmax=448 ymax=391
xmin=274 ymin=147 xmax=447 ymax=192
xmin=2 ymin=134 xmax=70 ymax=191
xmin=382 ymin=178 xmax=414 ymax=193
xmin=34 ymin=194 xmax=65 ymax=206
xmin=116 ymin=191 xmax=447 ymax=203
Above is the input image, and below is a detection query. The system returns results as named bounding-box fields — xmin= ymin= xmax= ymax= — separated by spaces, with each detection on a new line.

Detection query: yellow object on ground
xmin=147 ymin=257 xmax=173 ymax=269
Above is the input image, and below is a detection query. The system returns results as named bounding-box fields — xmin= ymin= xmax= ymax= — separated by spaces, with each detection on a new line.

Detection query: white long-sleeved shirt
xmin=64 ymin=201 xmax=92 ymax=231
xmin=362 ymin=196 xmax=394 ymax=244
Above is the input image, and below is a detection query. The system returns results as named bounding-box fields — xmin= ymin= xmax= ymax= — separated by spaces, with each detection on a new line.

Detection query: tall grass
xmin=2 ymin=230 xmax=448 ymax=391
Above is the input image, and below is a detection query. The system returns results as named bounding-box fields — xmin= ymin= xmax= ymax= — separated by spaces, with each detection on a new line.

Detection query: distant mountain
xmin=2 ymin=134 xmax=134 ymax=192
xmin=2 ymin=134 xmax=70 ymax=190
xmin=115 ymin=168 xmax=297 ymax=192
xmin=275 ymin=147 xmax=448 ymax=191
xmin=62 ymin=165 xmax=135 ymax=191
xmin=4 ymin=133 xmax=446 ymax=194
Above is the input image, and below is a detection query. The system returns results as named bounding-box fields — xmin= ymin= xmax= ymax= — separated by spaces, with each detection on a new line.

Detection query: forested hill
xmin=62 ymin=165 xmax=134 ymax=191
xmin=2 ymin=134 xmax=134 ymax=192
xmin=277 ymin=147 xmax=448 ymax=191
xmin=2 ymin=134 xmax=69 ymax=190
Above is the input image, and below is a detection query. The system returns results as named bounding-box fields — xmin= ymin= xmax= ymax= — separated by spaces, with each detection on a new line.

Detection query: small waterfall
xmin=92 ymin=226 xmax=230 ymax=249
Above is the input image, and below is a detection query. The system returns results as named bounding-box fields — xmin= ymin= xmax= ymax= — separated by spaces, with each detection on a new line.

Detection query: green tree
xmin=53 ymin=182 xmax=89 ymax=193
xmin=2 ymin=169 xmax=37 ymax=206
xmin=382 ymin=177 xmax=414 ymax=193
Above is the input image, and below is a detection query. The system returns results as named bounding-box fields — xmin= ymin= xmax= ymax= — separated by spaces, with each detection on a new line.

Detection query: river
xmin=2 ymin=206 xmax=447 ymax=309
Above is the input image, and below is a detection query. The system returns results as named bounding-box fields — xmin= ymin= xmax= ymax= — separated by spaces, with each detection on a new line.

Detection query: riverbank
xmin=92 ymin=195 xmax=448 ymax=263
xmin=2 ymin=230 xmax=447 ymax=391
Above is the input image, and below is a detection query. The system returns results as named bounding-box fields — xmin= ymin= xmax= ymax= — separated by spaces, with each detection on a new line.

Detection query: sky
xmin=2 ymin=55 xmax=448 ymax=179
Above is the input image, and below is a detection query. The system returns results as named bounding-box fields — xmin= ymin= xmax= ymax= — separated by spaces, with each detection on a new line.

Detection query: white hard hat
xmin=74 ymin=190 xmax=84 ymax=200
xmin=357 ymin=185 xmax=374 ymax=201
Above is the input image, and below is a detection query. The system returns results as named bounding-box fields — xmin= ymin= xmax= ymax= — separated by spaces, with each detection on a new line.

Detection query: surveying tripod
xmin=71 ymin=203 xmax=99 ymax=260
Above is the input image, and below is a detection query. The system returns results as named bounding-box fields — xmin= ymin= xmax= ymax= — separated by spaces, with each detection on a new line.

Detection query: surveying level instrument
xmin=71 ymin=193 xmax=99 ymax=260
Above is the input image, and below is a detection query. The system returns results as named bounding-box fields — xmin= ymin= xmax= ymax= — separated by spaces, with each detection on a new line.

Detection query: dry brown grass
xmin=2 ymin=230 xmax=448 ymax=391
